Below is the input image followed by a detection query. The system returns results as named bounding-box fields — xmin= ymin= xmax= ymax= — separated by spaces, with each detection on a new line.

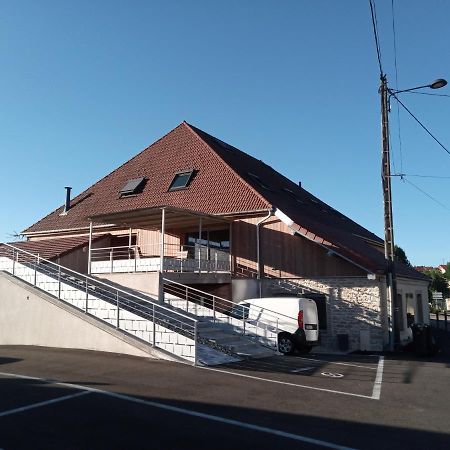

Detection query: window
xmin=247 ymin=172 xmax=271 ymax=190
xmin=119 ymin=177 xmax=146 ymax=197
xmin=168 ymin=170 xmax=195 ymax=191
xmin=405 ymin=293 xmax=415 ymax=327
xmin=397 ymin=293 xmax=405 ymax=331
xmin=416 ymin=293 xmax=424 ymax=323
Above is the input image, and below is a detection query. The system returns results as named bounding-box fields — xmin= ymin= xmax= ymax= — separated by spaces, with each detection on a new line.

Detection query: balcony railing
xmin=90 ymin=243 xmax=230 ymax=274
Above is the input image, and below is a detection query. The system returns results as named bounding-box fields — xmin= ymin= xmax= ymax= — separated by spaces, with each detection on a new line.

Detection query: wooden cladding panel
xmin=232 ymin=217 xmax=364 ymax=278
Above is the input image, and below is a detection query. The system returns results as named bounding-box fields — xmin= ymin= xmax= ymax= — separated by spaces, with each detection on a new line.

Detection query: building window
xmin=416 ymin=293 xmax=424 ymax=323
xmin=397 ymin=293 xmax=405 ymax=331
xmin=119 ymin=177 xmax=146 ymax=197
xmin=168 ymin=170 xmax=195 ymax=191
xmin=405 ymin=293 xmax=415 ymax=327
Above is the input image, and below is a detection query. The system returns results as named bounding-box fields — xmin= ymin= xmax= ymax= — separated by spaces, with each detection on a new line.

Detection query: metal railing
xmin=0 ymin=244 xmax=199 ymax=365
xmin=162 ymin=278 xmax=298 ymax=350
xmin=90 ymin=243 xmax=230 ymax=274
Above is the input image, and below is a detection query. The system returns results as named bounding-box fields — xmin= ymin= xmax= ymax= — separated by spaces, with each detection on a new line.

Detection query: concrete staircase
xmin=197 ymin=321 xmax=276 ymax=359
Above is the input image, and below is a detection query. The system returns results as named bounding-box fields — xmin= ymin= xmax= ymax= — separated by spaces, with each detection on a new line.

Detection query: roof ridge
xmin=22 ymin=122 xmax=187 ymax=234
xmin=183 ymin=122 xmax=272 ymax=211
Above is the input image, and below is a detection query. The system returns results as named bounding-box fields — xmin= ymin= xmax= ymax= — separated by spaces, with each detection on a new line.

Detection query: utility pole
xmin=380 ymin=74 xmax=399 ymax=351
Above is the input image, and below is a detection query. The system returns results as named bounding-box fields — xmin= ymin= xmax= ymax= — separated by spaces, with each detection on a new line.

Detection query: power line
xmin=403 ymin=91 xmax=450 ymax=98
xmin=369 ymin=0 xmax=383 ymax=75
xmin=390 ymin=92 xmax=450 ymax=156
xmin=391 ymin=0 xmax=403 ymax=173
xmin=392 ymin=173 xmax=450 ymax=179
xmin=402 ymin=177 xmax=450 ymax=211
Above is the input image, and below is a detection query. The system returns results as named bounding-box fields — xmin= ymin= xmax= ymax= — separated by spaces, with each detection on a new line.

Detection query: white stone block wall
xmin=1 ymin=258 xmax=196 ymax=363
xmin=264 ymin=277 xmax=386 ymax=352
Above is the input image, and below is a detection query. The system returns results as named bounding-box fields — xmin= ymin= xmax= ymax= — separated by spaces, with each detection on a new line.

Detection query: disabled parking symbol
xmin=320 ymin=372 xmax=344 ymax=378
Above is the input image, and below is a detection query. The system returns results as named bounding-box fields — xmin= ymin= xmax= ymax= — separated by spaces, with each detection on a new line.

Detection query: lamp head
xmin=430 ymin=79 xmax=447 ymax=89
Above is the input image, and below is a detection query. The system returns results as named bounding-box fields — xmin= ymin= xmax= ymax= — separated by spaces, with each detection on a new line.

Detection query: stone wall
xmin=263 ymin=276 xmax=387 ymax=352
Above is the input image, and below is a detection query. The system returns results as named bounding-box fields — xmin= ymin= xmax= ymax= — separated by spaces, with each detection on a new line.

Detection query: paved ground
xmin=0 ymin=342 xmax=449 ymax=450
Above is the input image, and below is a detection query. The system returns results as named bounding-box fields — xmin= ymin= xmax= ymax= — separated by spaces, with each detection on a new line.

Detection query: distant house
xmin=7 ymin=122 xmax=429 ymax=351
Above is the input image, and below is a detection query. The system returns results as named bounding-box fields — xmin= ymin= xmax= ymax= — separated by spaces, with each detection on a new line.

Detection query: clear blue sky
xmin=1 ymin=0 xmax=449 ymax=266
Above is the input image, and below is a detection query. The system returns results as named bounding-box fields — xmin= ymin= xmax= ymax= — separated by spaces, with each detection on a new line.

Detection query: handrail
xmin=162 ymin=277 xmax=297 ymax=322
xmin=2 ymin=243 xmax=197 ymax=323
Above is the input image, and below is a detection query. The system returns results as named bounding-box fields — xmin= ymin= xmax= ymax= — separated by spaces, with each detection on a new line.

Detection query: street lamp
xmin=379 ymin=75 xmax=447 ymax=351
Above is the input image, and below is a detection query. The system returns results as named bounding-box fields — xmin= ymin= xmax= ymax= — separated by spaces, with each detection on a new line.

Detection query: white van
xmin=233 ymin=297 xmax=319 ymax=354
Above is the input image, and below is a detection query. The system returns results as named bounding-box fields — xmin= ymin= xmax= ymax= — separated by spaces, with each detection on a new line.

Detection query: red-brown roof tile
xmin=21 ymin=122 xmax=427 ymax=280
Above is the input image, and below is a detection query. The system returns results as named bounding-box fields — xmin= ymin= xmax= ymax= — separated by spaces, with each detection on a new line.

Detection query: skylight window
xmin=282 ymin=187 xmax=303 ymax=203
xmin=247 ymin=172 xmax=271 ymax=190
xmin=119 ymin=177 xmax=146 ymax=197
xmin=168 ymin=170 xmax=195 ymax=191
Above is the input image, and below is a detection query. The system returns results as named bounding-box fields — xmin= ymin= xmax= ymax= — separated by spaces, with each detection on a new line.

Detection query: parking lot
xmin=0 ymin=345 xmax=449 ymax=450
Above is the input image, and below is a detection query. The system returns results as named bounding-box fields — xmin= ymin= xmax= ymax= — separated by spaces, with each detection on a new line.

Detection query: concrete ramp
xmin=0 ymin=271 xmax=178 ymax=361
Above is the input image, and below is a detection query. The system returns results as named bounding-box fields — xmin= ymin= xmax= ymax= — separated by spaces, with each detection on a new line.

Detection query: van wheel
xmin=278 ymin=333 xmax=294 ymax=355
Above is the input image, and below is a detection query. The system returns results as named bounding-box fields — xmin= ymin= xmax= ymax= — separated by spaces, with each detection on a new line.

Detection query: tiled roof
xmin=191 ymin=125 xmax=427 ymax=280
xmin=22 ymin=121 xmax=427 ymax=280
xmin=23 ymin=122 xmax=270 ymax=234
xmin=0 ymin=235 xmax=107 ymax=261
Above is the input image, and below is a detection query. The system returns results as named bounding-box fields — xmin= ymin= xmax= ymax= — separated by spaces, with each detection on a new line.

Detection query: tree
xmin=394 ymin=245 xmax=411 ymax=267
xmin=444 ymin=262 xmax=450 ymax=280
xmin=423 ymin=269 xmax=450 ymax=303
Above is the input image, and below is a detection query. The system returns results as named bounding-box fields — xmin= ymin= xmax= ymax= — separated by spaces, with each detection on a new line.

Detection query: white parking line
xmin=0 ymin=371 xmax=357 ymax=450
xmin=199 ymin=366 xmax=375 ymax=399
xmin=297 ymin=356 xmax=378 ymax=370
xmin=0 ymin=391 xmax=90 ymax=418
xmin=371 ymin=356 xmax=384 ymax=400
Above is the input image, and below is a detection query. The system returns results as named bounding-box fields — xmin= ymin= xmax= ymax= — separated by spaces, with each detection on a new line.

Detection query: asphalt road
xmin=0 ymin=344 xmax=449 ymax=450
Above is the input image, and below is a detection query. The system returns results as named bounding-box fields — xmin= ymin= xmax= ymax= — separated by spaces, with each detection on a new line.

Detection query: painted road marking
xmin=291 ymin=366 xmax=315 ymax=373
xmin=199 ymin=366 xmax=375 ymax=399
xmin=297 ymin=356 xmax=378 ymax=370
xmin=371 ymin=356 xmax=385 ymax=400
xmin=0 ymin=371 xmax=357 ymax=450
xmin=321 ymin=372 xmax=344 ymax=378
xmin=0 ymin=391 xmax=90 ymax=418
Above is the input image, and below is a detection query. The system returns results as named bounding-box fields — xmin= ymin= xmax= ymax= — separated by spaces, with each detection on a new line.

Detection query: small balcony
xmin=90 ymin=243 xmax=231 ymax=275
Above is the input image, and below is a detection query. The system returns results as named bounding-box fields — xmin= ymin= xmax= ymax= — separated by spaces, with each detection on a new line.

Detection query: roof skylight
xmin=119 ymin=177 xmax=146 ymax=197
xmin=168 ymin=170 xmax=195 ymax=191
xmin=247 ymin=172 xmax=271 ymax=190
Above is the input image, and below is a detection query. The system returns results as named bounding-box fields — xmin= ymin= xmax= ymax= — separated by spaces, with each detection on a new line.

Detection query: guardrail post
xmin=242 ymin=308 xmax=246 ymax=335
xmin=185 ymin=286 xmax=189 ymax=311
xmin=152 ymin=304 xmax=156 ymax=347
xmin=215 ymin=253 xmax=218 ymax=272
xmin=110 ymin=249 xmax=113 ymax=273
xmin=58 ymin=267 xmax=61 ymax=299
xmin=194 ymin=322 xmax=198 ymax=366
xmin=85 ymin=277 xmax=89 ymax=313
xmin=436 ymin=311 xmax=439 ymax=328
xmin=134 ymin=247 xmax=137 ymax=272
xmin=34 ymin=255 xmax=38 ymax=286
xmin=116 ymin=291 xmax=120 ymax=329
xmin=12 ymin=249 xmax=16 ymax=275
xmin=213 ymin=296 xmax=216 ymax=323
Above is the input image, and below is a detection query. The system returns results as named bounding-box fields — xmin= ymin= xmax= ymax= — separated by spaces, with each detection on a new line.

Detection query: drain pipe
xmin=256 ymin=208 xmax=274 ymax=298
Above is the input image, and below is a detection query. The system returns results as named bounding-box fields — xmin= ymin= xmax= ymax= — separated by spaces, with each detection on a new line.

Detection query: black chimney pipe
xmin=64 ymin=186 xmax=72 ymax=213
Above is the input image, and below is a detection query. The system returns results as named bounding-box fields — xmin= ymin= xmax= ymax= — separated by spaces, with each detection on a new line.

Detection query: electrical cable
xmin=390 ymin=92 xmax=450 ymax=156
xmin=369 ymin=0 xmax=383 ymax=75
xmin=403 ymin=91 xmax=450 ymax=98
xmin=402 ymin=178 xmax=450 ymax=211
xmin=391 ymin=0 xmax=403 ymax=173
